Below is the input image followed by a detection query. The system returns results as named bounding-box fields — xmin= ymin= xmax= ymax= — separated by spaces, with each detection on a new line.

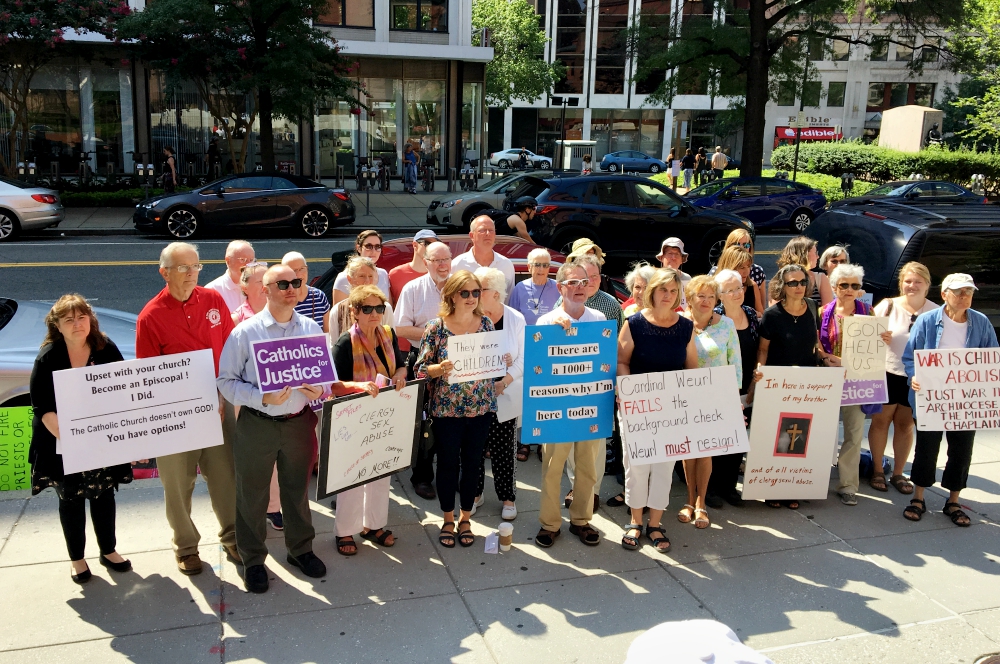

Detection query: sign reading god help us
xmin=251 ymin=334 xmax=337 ymax=393
xmin=447 ymin=330 xmax=507 ymax=384
xmin=521 ymin=320 xmax=617 ymax=443
xmin=913 ymin=348 xmax=1000 ymax=431
xmin=839 ymin=315 xmax=889 ymax=406
xmin=618 ymin=365 xmax=748 ymax=466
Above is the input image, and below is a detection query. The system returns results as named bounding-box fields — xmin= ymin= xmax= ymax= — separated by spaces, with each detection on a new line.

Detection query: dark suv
xmin=507 ymin=174 xmax=753 ymax=275
xmin=806 ymin=201 xmax=1000 ymax=329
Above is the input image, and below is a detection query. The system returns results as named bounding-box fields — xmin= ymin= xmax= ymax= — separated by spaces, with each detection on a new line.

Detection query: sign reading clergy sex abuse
xmin=251 ymin=334 xmax=337 ymax=393
xmin=913 ymin=348 xmax=1000 ymax=431
xmin=447 ymin=330 xmax=507 ymax=384
xmin=839 ymin=315 xmax=889 ymax=406
xmin=521 ymin=320 xmax=617 ymax=443
xmin=53 ymin=349 xmax=224 ymax=474
xmin=742 ymin=366 xmax=844 ymax=500
xmin=618 ymin=365 xmax=748 ymax=465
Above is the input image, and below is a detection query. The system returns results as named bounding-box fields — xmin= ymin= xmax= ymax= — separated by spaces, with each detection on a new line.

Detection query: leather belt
xmin=245 ymin=406 xmax=309 ymax=421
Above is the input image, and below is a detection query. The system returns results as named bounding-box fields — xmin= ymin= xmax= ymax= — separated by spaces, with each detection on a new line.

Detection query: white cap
xmin=657 ymin=237 xmax=687 ymax=259
xmin=941 ymin=273 xmax=977 ymax=292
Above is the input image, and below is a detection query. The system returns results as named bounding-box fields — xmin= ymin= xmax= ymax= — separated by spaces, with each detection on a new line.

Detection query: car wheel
xmin=300 ymin=207 xmax=332 ymax=238
xmin=649 ymin=164 xmax=661 ymax=174
xmin=165 ymin=207 xmax=200 ymax=239
xmin=707 ymin=234 xmax=728 ymax=267
xmin=0 ymin=209 xmax=20 ymax=242
xmin=608 ymin=163 xmax=619 ymax=173
xmin=498 ymin=159 xmax=510 ymax=169
xmin=791 ymin=209 xmax=814 ymax=232
xmin=540 ymin=161 xmax=552 ymax=169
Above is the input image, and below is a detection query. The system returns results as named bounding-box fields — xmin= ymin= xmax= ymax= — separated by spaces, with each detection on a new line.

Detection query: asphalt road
xmin=0 ymin=233 xmax=795 ymax=314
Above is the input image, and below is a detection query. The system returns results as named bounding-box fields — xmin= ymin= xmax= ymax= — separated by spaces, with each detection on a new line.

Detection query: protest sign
xmin=447 ymin=330 xmax=507 ymax=384
xmin=53 ymin=349 xmax=224 ymax=474
xmin=618 ymin=365 xmax=748 ymax=466
xmin=521 ymin=320 xmax=617 ymax=443
xmin=742 ymin=366 xmax=844 ymax=500
xmin=251 ymin=334 xmax=336 ymax=393
xmin=913 ymin=348 xmax=1000 ymax=431
xmin=316 ymin=380 xmax=425 ymax=499
xmin=839 ymin=315 xmax=888 ymax=406
xmin=0 ymin=406 xmax=32 ymax=491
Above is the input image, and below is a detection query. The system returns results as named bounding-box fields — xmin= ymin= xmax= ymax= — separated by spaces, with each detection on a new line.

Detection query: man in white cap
xmin=452 ymin=215 xmax=514 ymax=301
xmin=205 ymin=240 xmax=255 ymax=313
xmin=656 ymin=237 xmax=692 ymax=307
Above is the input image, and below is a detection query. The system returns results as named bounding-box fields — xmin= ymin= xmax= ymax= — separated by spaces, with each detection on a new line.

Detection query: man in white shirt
xmin=711 ymin=146 xmax=728 ymax=180
xmin=205 ymin=240 xmax=255 ymax=312
xmin=451 ymin=215 xmax=514 ymax=301
xmin=534 ymin=262 xmax=606 ymax=549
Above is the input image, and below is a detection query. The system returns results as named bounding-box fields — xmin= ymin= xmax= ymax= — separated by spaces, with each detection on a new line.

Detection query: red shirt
xmin=136 ymin=286 xmax=235 ymax=375
xmin=388 ymin=263 xmax=425 ymax=304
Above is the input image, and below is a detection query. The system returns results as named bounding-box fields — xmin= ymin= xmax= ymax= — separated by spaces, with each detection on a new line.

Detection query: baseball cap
xmin=941 ymin=273 xmax=977 ymax=291
xmin=414 ymin=229 xmax=439 ymax=242
xmin=656 ymin=237 xmax=688 ymax=259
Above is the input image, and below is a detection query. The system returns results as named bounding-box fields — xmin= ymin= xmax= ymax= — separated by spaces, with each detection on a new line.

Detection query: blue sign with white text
xmin=521 ymin=320 xmax=618 ymax=443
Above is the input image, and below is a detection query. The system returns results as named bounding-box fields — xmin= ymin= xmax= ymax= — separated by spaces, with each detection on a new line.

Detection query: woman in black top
xmin=29 ymin=294 xmax=134 ymax=583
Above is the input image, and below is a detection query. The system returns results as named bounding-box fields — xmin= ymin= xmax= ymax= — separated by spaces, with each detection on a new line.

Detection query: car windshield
xmin=481 ymin=172 xmax=523 ymax=192
xmin=0 ymin=176 xmax=36 ymax=189
xmin=0 ymin=298 xmax=16 ymax=331
xmin=686 ymin=181 xmax=729 ymax=198
xmin=867 ymin=183 xmax=912 ymax=196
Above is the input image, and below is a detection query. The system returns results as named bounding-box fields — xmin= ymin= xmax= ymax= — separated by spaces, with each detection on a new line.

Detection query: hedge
xmin=650 ymin=169 xmax=879 ymax=202
xmin=61 ymin=188 xmax=186 ymax=207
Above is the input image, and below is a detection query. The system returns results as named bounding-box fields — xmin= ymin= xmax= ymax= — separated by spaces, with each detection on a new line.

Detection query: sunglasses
xmin=828 ymin=259 xmax=847 ymax=265
xmin=458 ymin=289 xmax=481 ymax=299
xmin=560 ymin=278 xmax=590 ymax=288
xmin=738 ymin=242 xmax=752 ymax=250
xmin=362 ymin=243 xmax=382 ymax=251
xmin=271 ymin=278 xmax=303 ymax=290
xmin=530 ymin=262 xmax=551 ymax=268
xmin=783 ymin=279 xmax=809 ymax=288
xmin=357 ymin=304 xmax=387 ymax=315
xmin=837 ymin=283 xmax=862 ymax=291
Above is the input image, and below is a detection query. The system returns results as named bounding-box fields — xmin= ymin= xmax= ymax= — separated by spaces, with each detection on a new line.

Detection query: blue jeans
xmin=404 ymin=162 xmax=417 ymax=191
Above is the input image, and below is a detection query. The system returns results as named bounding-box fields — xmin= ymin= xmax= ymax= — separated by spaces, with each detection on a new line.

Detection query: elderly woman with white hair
xmin=325 ymin=256 xmax=394 ymax=339
xmin=816 ymin=262 xmax=871 ymax=507
xmin=509 ymin=247 xmax=559 ymax=326
xmin=233 ymin=261 xmax=268 ymax=324
xmin=472 ymin=267 xmax=523 ymax=520
xmin=623 ymin=262 xmax=657 ymax=317
xmin=817 ymin=245 xmax=849 ymax=278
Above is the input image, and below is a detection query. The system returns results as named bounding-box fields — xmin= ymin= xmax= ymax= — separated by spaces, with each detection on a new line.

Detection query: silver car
xmin=0 ymin=298 xmax=137 ymax=407
xmin=0 ymin=177 xmax=65 ymax=241
xmin=426 ymin=171 xmax=552 ymax=230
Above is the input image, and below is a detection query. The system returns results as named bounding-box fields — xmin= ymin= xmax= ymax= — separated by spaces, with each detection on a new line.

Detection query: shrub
xmin=649 ymin=169 xmax=877 ymax=201
xmin=61 ymin=188 xmax=186 ymax=207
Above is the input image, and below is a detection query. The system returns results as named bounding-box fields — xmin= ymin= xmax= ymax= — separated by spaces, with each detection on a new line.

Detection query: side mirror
xmin=216 ymin=186 xmax=225 ymax=196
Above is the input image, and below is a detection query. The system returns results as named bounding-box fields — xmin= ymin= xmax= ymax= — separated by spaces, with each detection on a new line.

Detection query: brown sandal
xmin=889 ymin=474 xmax=914 ymax=495
xmin=869 ymin=472 xmax=888 ymax=492
xmin=516 ymin=445 xmax=530 ymax=462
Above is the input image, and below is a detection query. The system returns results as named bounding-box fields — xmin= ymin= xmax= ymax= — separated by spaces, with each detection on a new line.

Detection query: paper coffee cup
xmin=498 ymin=522 xmax=513 ymax=551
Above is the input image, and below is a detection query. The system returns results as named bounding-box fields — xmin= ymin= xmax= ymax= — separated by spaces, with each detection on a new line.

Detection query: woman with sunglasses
xmin=326 ymin=256 xmax=394 ymax=339
xmin=329 ymin=285 xmax=408 ymax=555
xmin=509 ymin=247 xmax=560 ymax=326
xmin=817 ymin=245 xmax=850 ymax=278
xmin=776 ymin=236 xmax=833 ymax=308
xmin=332 ymin=230 xmax=390 ymax=304
xmin=754 ymin=264 xmax=820 ymax=509
xmin=815 ymin=263 xmax=870 ymax=507
xmin=415 ymin=271 xmax=497 ymax=549
xmin=867 ymin=262 xmax=937 ymax=495
xmin=233 ymin=262 xmax=268 ymax=324
xmin=710 ymin=229 xmax=767 ymax=312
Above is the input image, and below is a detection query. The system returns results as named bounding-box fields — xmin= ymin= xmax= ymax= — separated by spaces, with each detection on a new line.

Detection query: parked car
xmin=488 ymin=148 xmax=552 ymax=170
xmin=599 ymin=151 xmax=668 ymax=174
xmin=504 ymin=174 xmax=754 ymax=276
xmin=684 ymin=177 xmax=827 ymax=232
xmin=427 ymin=170 xmax=553 ymax=229
xmin=806 ymin=201 xmax=1000 ymax=329
xmin=132 ymin=173 xmax=354 ymax=240
xmin=0 ymin=297 xmax=137 ymax=407
xmin=0 ymin=176 xmax=65 ymax=241
xmin=831 ymin=180 xmax=988 ymax=207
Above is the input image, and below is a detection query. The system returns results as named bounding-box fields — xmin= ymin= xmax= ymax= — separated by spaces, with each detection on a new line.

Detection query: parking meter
xmin=840 ymin=172 xmax=855 ymax=196
xmin=970 ymin=173 xmax=986 ymax=195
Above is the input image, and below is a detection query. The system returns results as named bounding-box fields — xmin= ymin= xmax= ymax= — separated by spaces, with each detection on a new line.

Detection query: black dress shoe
xmin=705 ymin=494 xmax=725 ymax=509
xmin=99 ymin=555 xmax=132 ymax=573
xmin=724 ymin=490 xmax=745 ymax=507
xmin=287 ymin=551 xmax=327 ymax=578
xmin=243 ymin=564 xmax=269 ymax=593
xmin=71 ymin=566 xmax=92 ymax=584
xmin=412 ymin=482 xmax=436 ymax=500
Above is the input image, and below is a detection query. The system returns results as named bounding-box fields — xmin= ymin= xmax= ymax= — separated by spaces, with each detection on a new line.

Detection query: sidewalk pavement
xmin=1 ymin=430 xmax=998 ymax=663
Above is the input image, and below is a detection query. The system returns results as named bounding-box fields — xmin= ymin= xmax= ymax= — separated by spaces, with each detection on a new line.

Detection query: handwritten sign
xmin=447 ymin=330 xmax=507 ymax=384
xmin=0 ymin=406 xmax=32 ymax=491
xmin=742 ymin=366 xmax=844 ymax=500
xmin=839 ymin=315 xmax=888 ymax=405
xmin=53 ymin=349 xmax=224 ymax=474
xmin=316 ymin=381 xmax=425 ymax=499
xmin=913 ymin=349 xmax=1000 ymax=431
xmin=618 ymin=365 xmax=748 ymax=465
xmin=251 ymin=334 xmax=337 ymax=393
xmin=522 ymin=320 xmax=617 ymax=443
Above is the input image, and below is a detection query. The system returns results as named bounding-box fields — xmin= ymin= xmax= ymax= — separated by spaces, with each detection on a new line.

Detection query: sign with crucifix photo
xmin=742 ymin=366 xmax=845 ymax=500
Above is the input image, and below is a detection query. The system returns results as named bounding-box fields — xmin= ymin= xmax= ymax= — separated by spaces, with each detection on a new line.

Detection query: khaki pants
xmin=837 ymin=405 xmax=866 ymax=496
xmin=157 ymin=400 xmax=237 ymax=558
xmin=539 ymin=440 xmax=601 ymax=532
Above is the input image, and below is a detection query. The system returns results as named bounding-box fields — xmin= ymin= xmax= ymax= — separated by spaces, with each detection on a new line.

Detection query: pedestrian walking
xmin=681 ymin=149 xmax=695 ymax=190
xmin=711 ymin=146 xmax=728 ymax=181
xmin=162 ymin=147 xmax=177 ymax=194
xmin=403 ymin=144 xmax=420 ymax=194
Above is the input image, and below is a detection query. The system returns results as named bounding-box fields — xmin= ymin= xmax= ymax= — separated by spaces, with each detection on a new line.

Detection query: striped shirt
xmin=294 ymin=286 xmax=330 ymax=327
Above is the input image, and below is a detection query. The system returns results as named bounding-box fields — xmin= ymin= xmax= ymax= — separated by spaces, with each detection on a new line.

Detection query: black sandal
xmin=943 ymin=502 xmax=971 ymax=527
xmin=646 ymin=526 xmax=671 ymax=554
xmin=360 ymin=529 xmax=395 ymax=547
xmin=569 ymin=523 xmax=601 ymax=546
xmin=336 ymin=536 xmax=357 ymax=556
xmin=783 ymin=500 xmax=800 ymax=510
xmin=621 ymin=524 xmax=642 ymax=550
xmin=458 ymin=520 xmax=475 ymax=547
xmin=606 ymin=492 xmax=626 ymax=507
xmin=535 ymin=528 xmax=560 ymax=548
xmin=439 ymin=523 xmax=456 ymax=548
xmin=516 ymin=445 xmax=530 ymax=462
xmin=903 ymin=498 xmax=926 ymax=522
xmin=766 ymin=500 xmax=782 ymax=509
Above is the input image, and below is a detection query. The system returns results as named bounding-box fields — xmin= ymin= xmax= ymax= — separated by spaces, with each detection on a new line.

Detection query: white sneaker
xmin=502 ymin=504 xmax=517 ymax=521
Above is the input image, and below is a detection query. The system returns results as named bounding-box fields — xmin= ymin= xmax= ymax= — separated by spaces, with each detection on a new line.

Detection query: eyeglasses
xmin=530 ymin=262 xmax=550 ymax=268
xmin=230 ymin=256 xmax=254 ymax=264
xmin=458 ymin=289 xmax=481 ymax=299
xmin=270 ymin=279 xmax=303 ymax=290
xmin=362 ymin=243 xmax=382 ymax=251
xmin=947 ymin=287 xmax=975 ymax=297
xmin=783 ymin=279 xmax=809 ymax=288
xmin=828 ymin=258 xmax=848 ymax=266
xmin=837 ymin=283 xmax=862 ymax=291
xmin=719 ymin=286 xmax=745 ymax=296
xmin=170 ymin=263 xmax=203 ymax=273
xmin=241 ymin=261 xmax=268 ymax=271
xmin=426 ymin=257 xmax=451 ymax=264
xmin=357 ymin=304 xmax=387 ymax=315
xmin=738 ymin=242 xmax=752 ymax=250
xmin=560 ymin=278 xmax=590 ymax=288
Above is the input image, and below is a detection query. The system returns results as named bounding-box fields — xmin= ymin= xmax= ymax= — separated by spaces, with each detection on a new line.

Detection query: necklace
xmin=527 ymin=280 xmax=550 ymax=314
xmin=785 ymin=300 xmax=807 ymax=323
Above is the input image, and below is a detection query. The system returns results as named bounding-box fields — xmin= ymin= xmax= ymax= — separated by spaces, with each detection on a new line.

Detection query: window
xmin=526 ymin=0 xmax=546 ymax=29
xmin=802 ymin=81 xmax=821 ymax=107
xmin=390 ymin=0 xmax=447 ymax=32
xmin=634 ymin=183 xmax=683 ymax=211
xmin=832 ymin=40 xmax=850 ymax=61
xmin=764 ymin=180 xmax=798 ymax=195
xmin=867 ymin=83 xmax=886 ymax=110
xmin=224 ymin=176 xmax=271 ymax=192
xmin=635 ymin=1 xmax=670 ymax=94
xmin=554 ymin=0 xmax=587 ymax=94
xmin=889 ymin=82 xmax=908 ymax=108
xmin=594 ymin=0 xmax=629 ymax=94
xmin=678 ymin=64 xmax=708 ymax=95
xmin=776 ymin=81 xmax=796 ymax=106
xmin=316 ymin=0 xmax=374 ymax=27
xmin=914 ymin=83 xmax=935 ymax=107
xmin=918 ymin=231 xmax=1000 ymax=293
xmin=869 ymin=37 xmax=888 ymax=61
xmin=271 ymin=177 xmax=297 ymax=190
xmin=808 ymin=37 xmax=825 ymax=61
xmin=731 ymin=182 xmax=761 ymax=197
xmin=934 ymin=183 xmax=964 ymax=196
xmin=921 ymin=37 xmax=940 ymax=62
xmin=590 ymin=181 xmax=630 ymax=206
xmin=912 ymin=183 xmax=937 ymax=198
xmin=827 ymin=81 xmax=846 ymax=107
xmin=549 ymin=182 xmax=590 ymax=202
xmin=895 ymin=38 xmax=914 ymax=61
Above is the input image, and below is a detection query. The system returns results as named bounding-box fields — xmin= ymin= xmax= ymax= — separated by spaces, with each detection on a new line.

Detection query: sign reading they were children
xmin=521 ymin=320 xmax=617 ymax=443
xmin=913 ymin=348 xmax=1000 ymax=431
xmin=618 ymin=365 xmax=749 ymax=465
xmin=839 ymin=315 xmax=889 ymax=406
xmin=251 ymin=334 xmax=337 ymax=393
xmin=446 ymin=330 xmax=507 ymax=384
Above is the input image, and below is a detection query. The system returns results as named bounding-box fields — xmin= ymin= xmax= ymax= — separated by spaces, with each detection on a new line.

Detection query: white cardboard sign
xmin=913 ymin=348 xmax=1000 ymax=431
xmin=840 ymin=315 xmax=888 ymax=381
xmin=447 ymin=330 xmax=507 ymax=384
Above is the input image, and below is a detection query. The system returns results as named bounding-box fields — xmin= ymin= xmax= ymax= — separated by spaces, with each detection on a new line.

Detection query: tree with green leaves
xmin=946 ymin=0 xmax=1000 ymax=149
xmin=114 ymin=0 xmax=358 ymax=171
xmin=631 ymin=0 xmax=965 ymax=177
xmin=471 ymin=0 xmax=563 ymax=108
xmin=0 ymin=0 xmax=122 ymax=174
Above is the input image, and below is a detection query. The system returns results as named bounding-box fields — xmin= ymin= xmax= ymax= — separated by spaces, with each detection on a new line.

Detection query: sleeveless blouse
xmin=627 ymin=312 xmax=694 ymax=374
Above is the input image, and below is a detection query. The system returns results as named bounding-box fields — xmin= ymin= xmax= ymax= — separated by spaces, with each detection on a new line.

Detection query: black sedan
xmin=831 ymin=180 xmax=987 ymax=207
xmin=133 ymin=173 xmax=355 ymax=239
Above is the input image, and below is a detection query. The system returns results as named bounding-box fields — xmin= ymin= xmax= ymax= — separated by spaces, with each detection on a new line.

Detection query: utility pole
xmin=550 ymin=96 xmax=579 ymax=170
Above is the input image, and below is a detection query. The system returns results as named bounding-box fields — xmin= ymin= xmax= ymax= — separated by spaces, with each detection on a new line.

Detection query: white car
xmin=488 ymin=148 xmax=552 ymax=170
xmin=426 ymin=171 xmax=552 ymax=229
xmin=0 ymin=177 xmax=65 ymax=241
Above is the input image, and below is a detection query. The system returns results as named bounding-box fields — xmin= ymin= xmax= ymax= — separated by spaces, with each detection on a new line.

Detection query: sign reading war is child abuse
xmin=913 ymin=348 xmax=1000 ymax=431
xmin=251 ymin=334 xmax=337 ymax=393
xmin=522 ymin=320 xmax=617 ymax=443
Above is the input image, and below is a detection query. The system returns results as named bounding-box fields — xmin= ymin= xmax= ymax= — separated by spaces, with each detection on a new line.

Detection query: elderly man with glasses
xmin=136 ymin=242 xmax=239 ymax=576
xmin=205 ymin=240 xmax=255 ymax=313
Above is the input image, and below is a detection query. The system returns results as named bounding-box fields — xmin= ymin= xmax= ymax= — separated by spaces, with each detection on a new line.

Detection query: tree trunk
xmin=258 ymin=85 xmax=275 ymax=171
xmin=740 ymin=0 xmax=769 ymax=178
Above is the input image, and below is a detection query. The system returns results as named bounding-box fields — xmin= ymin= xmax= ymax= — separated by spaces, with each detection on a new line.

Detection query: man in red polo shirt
xmin=136 ymin=242 xmax=239 ymax=576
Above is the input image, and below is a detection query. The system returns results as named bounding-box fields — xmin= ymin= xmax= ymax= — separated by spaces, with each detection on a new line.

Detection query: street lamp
xmin=550 ymin=96 xmax=579 ymax=171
